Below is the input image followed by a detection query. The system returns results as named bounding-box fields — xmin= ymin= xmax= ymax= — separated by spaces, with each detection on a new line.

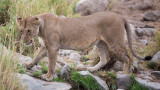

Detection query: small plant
xmin=69 ymin=71 xmax=103 ymax=90
xmin=32 ymin=71 xmax=42 ymax=77
xmin=52 ymin=77 xmax=65 ymax=82
xmin=40 ymin=63 xmax=48 ymax=74
xmin=106 ymin=72 xmax=117 ymax=90
xmin=128 ymin=74 xmax=149 ymax=90
xmin=17 ymin=64 xmax=26 ymax=74
xmin=147 ymin=62 xmax=160 ymax=71
xmin=80 ymin=55 xmax=89 ymax=61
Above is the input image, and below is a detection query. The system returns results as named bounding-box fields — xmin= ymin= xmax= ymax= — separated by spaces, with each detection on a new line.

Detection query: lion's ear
xmin=16 ymin=17 xmax=22 ymax=25
xmin=33 ymin=17 xmax=40 ymax=26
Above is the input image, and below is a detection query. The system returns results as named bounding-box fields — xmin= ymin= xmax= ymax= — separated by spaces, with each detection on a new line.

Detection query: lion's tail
xmin=124 ymin=18 xmax=152 ymax=61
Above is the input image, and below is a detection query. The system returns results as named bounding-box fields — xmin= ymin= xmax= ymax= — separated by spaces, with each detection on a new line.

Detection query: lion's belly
xmin=60 ymin=36 xmax=98 ymax=50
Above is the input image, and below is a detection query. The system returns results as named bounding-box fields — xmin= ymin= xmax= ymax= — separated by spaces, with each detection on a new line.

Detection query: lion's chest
xmin=38 ymin=37 xmax=45 ymax=47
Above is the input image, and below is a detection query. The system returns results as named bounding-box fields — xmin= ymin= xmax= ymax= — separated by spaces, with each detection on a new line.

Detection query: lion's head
xmin=17 ymin=16 xmax=41 ymax=46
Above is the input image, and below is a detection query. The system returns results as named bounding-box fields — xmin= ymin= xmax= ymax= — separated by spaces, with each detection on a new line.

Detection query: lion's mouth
xmin=24 ymin=40 xmax=32 ymax=47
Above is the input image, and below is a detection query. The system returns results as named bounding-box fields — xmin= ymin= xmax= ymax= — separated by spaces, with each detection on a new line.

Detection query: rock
xmin=116 ymin=74 xmax=132 ymax=90
xmin=79 ymin=71 xmax=109 ymax=90
xmin=17 ymin=73 xmax=71 ymax=90
xmin=143 ymin=11 xmax=160 ymax=21
xmin=113 ymin=61 xmax=123 ymax=72
xmin=60 ymin=65 xmax=70 ymax=78
xmin=123 ymin=0 xmax=131 ymax=2
xmin=69 ymin=52 xmax=81 ymax=61
xmin=140 ymin=39 xmax=148 ymax=45
xmin=75 ymin=0 xmax=109 ymax=16
xmin=151 ymin=71 xmax=160 ymax=79
xmin=136 ymin=71 xmax=160 ymax=90
xmin=135 ymin=28 xmax=155 ymax=37
xmin=151 ymin=51 xmax=160 ymax=65
xmin=58 ymin=49 xmax=74 ymax=56
xmin=57 ymin=56 xmax=67 ymax=66
xmin=125 ymin=24 xmax=138 ymax=41
xmin=135 ymin=1 xmax=154 ymax=10
xmin=135 ymin=77 xmax=160 ymax=90
xmin=14 ymin=52 xmax=32 ymax=65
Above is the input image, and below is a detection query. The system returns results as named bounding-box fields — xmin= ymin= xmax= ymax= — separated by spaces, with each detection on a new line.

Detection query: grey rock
xmin=140 ymin=39 xmax=148 ymax=45
xmin=151 ymin=51 xmax=160 ymax=65
xmin=136 ymin=77 xmax=160 ymax=90
xmin=60 ymin=65 xmax=70 ymax=78
xmin=143 ymin=11 xmax=160 ymax=21
xmin=79 ymin=71 xmax=109 ymax=90
xmin=135 ymin=28 xmax=155 ymax=37
xmin=151 ymin=71 xmax=160 ymax=79
xmin=76 ymin=0 xmax=109 ymax=16
xmin=135 ymin=1 xmax=154 ymax=10
xmin=69 ymin=52 xmax=81 ymax=61
xmin=58 ymin=49 xmax=74 ymax=56
xmin=17 ymin=73 xmax=71 ymax=90
xmin=116 ymin=74 xmax=132 ymax=90
xmin=113 ymin=61 xmax=124 ymax=72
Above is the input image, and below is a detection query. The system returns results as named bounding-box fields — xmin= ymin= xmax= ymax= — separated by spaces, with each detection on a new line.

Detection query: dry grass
xmin=0 ymin=46 xmax=22 ymax=90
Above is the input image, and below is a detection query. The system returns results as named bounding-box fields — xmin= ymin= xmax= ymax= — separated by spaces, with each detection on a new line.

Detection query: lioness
xmin=17 ymin=12 xmax=151 ymax=81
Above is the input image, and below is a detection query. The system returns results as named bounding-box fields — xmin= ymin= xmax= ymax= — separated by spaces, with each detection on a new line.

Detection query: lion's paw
xmin=41 ymin=74 xmax=53 ymax=81
xmin=22 ymin=63 xmax=33 ymax=70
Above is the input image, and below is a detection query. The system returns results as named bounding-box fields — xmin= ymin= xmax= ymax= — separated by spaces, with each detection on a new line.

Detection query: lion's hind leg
xmin=87 ymin=40 xmax=110 ymax=72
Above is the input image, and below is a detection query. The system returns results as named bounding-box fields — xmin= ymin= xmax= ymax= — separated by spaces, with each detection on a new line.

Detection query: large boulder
xmin=75 ymin=0 xmax=109 ymax=16
xmin=17 ymin=74 xmax=71 ymax=90
xmin=143 ymin=11 xmax=160 ymax=22
xmin=151 ymin=51 xmax=160 ymax=65
xmin=135 ymin=1 xmax=154 ymax=10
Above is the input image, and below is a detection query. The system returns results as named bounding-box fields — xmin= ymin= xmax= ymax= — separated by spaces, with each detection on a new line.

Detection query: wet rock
xmin=17 ymin=73 xmax=71 ymax=90
xmin=151 ymin=51 xmax=160 ymax=65
xmin=135 ymin=1 xmax=154 ymax=10
xmin=60 ymin=65 xmax=70 ymax=78
xmin=69 ymin=52 xmax=81 ymax=61
xmin=135 ymin=28 xmax=155 ymax=37
xmin=79 ymin=71 xmax=109 ymax=90
xmin=116 ymin=74 xmax=132 ymax=90
xmin=151 ymin=71 xmax=160 ymax=79
xmin=76 ymin=0 xmax=109 ymax=16
xmin=143 ymin=11 xmax=160 ymax=21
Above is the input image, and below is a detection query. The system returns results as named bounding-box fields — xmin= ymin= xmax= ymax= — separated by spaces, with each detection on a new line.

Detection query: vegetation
xmin=106 ymin=72 xmax=117 ymax=90
xmin=69 ymin=71 xmax=103 ymax=90
xmin=32 ymin=71 xmax=43 ymax=77
xmin=128 ymin=74 xmax=149 ymax=90
xmin=0 ymin=46 xmax=22 ymax=90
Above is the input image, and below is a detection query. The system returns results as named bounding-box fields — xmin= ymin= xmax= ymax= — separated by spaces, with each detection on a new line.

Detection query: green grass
xmin=106 ymin=72 xmax=117 ymax=90
xmin=39 ymin=63 xmax=48 ymax=74
xmin=69 ymin=71 xmax=103 ymax=90
xmin=128 ymin=74 xmax=149 ymax=90
xmin=17 ymin=64 xmax=26 ymax=74
xmin=32 ymin=71 xmax=43 ymax=77
xmin=52 ymin=77 xmax=65 ymax=82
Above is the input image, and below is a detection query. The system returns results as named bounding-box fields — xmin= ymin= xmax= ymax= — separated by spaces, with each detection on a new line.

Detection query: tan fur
xmin=17 ymin=12 xmax=142 ymax=81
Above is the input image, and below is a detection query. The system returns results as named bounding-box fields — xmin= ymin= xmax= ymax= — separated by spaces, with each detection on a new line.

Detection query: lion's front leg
xmin=25 ymin=46 xmax=47 ymax=69
xmin=41 ymin=47 xmax=58 ymax=81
